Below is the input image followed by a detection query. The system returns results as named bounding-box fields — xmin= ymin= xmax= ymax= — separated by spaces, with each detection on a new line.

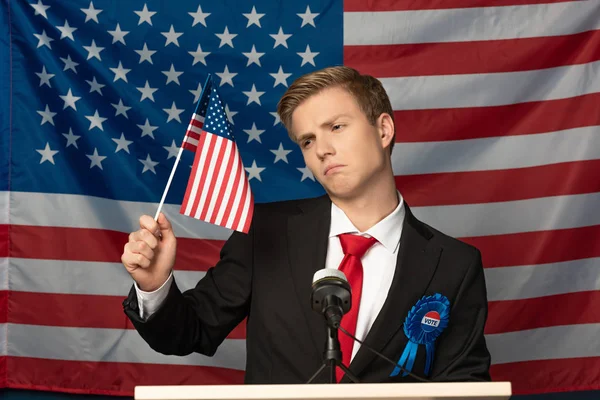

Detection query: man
xmin=121 ymin=66 xmax=492 ymax=384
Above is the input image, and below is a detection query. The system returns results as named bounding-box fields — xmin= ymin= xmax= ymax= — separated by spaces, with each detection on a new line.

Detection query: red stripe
xmin=199 ymin=137 xmax=229 ymax=221
xmin=396 ymin=161 xmax=600 ymax=206
xmin=190 ymin=134 xmax=217 ymax=218
xmin=182 ymin=142 xmax=197 ymax=152
xmin=0 ymin=223 xmax=7 ymax=257
xmin=486 ymin=290 xmax=600 ymax=334
xmin=209 ymin=142 xmax=237 ymax=225
xmin=190 ymin=116 xmax=204 ymax=129
xmin=186 ymin=130 xmax=201 ymax=140
xmin=346 ymin=30 xmax=600 ymax=77
xmin=181 ymin=132 xmax=208 ymax=212
xmin=461 ymin=225 xmax=600 ymax=268
xmin=0 ymin=290 xmax=7 ymax=324
xmin=220 ymin=156 xmax=244 ymax=228
xmin=242 ymin=192 xmax=255 ymax=234
xmin=394 ymin=93 xmax=600 ymax=143
xmin=9 ymin=225 xmax=224 ymax=271
xmin=6 ymin=357 xmax=244 ymax=396
xmin=344 ymin=0 xmax=577 ymax=12
xmin=231 ymin=166 xmax=251 ymax=232
xmin=0 ymin=356 xmax=6 ymax=388
xmin=490 ymin=357 xmax=600 ymax=395
xmin=8 ymin=291 xmax=247 ymax=338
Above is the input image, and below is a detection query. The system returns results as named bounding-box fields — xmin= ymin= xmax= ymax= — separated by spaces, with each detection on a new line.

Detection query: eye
xmin=302 ymin=139 xmax=313 ymax=148
xmin=332 ymin=124 xmax=342 ymax=131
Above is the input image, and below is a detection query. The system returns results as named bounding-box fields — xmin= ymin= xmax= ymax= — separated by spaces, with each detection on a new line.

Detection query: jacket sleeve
xmin=431 ymin=248 xmax=492 ymax=381
xmin=122 ymin=219 xmax=254 ymax=357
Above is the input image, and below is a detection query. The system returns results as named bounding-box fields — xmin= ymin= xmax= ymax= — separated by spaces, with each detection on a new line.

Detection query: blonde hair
xmin=277 ymin=66 xmax=395 ymax=154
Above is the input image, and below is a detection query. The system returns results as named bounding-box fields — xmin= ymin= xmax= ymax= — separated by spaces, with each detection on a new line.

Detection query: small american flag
xmin=180 ymin=75 xmax=254 ymax=233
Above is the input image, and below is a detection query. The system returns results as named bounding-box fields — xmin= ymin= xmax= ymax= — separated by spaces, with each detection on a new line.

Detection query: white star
xmin=36 ymin=143 xmax=59 ymax=165
xmin=139 ymin=154 xmax=159 ymax=174
xmin=86 ymin=76 xmax=105 ymax=95
xmin=270 ymin=27 xmax=292 ymax=49
xmin=215 ymin=26 xmax=237 ymax=48
xmin=56 ymin=20 xmax=77 ymax=41
xmin=188 ymin=44 xmax=210 ymax=66
xmin=134 ymin=4 xmax=155 ymax=26
xmin=216 ymin=65 xmax=237 ymax=87
xmin=270 ymin=112 xmax=281 ymax=126
xmin=112 ymin=133 xmax=133 ymax=154
xmin=298 ymin=45 xmax=319 ymax=67
xmin=298 ymin=166 xmax=315 ymax=182
xmin=31 ymin=0 xmax=50 ymax=18
xmin=189 ymin=5 xmax=210 ymax=27
xmin=225 ymin=104 xmax=237 ymax=125
xmin=36 ymin=66 xmax=54 ymax=87
xmin=243 ymin=123 xmax=265 ymax=143
xmin=59 ymin=88 xmax=81 ymax=110
xmin=83 ymin=40 xmax=104 ymax=60
xmin=60 ymin=54 xmax=79 ymax=73
xmin=37 ymin=105 xmax=56 ymax=126
xmin=270 ymin=143 xmax=292 ymax=163
xmin=162 ymin=64 xmax=183 ymax=85
xmin=62 ymin=128 xmax=81 ymax=148
xmin=243 ymin=6 xmax=265 ymax=28
xmin=137 ymin=119 xmax=158 ymax=139
xmin=270 ymin=66 xmax=292 ymax=88
xmin=111 ymin=99 xmax=131 ymax=118
xmin=297 ymin=6 xmax=319 ymax=28
xmin=163 ymin=140 xmax=179 ymax=159
xmin=243 ymin=84 xmax=265 ymax=106
xmin=108 ymin=23 xmax=129 ymax=45
xmin=85 ymin=110 xmax=107 ymax=131
xmin=34 ymin=30 xmax=53 ymax=49
xmin=86 ymin=148 xmax=106 ymax=170
xmin=110 ymin=61 xmax=131 ymax=83
xmin=135 ymin=43 xmax=156 ymax=64
xmin=136 ymin=81 xmax=158 ymax=102
xmin=163 ymin=102 xmax=184 ymax=123
xmin=243 ymin=45 xmax=264 ymax=67
xmin=81 ymin=1 xmax=102 ymax=23
xmin=161 ymin=25 xmax=183 ymax=47
xmin=245 ymin=160 xmax=265 ymax=182
xmin=190 ymin=82 xmax=203 ymax=103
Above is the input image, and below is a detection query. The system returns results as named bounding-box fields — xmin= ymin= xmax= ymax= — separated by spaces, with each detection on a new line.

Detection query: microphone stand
xmin=306 ymin=324 xmax=361 ymax=384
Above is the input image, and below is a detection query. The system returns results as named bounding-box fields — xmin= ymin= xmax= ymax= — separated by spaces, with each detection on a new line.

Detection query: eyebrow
xmin=294 ymin=113 xmax=352 ymax=143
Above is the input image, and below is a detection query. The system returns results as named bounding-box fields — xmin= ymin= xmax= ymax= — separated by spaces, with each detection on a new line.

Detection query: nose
xmin=315 ymin=134 xmax=335 ymax=160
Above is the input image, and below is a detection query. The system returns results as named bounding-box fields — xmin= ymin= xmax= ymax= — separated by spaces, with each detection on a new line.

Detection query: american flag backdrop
xmin=1 ymin=0 xmax=599 ymax=396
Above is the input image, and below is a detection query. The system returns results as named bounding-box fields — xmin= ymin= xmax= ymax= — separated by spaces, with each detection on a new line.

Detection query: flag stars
xmin=161 ymin=25 xmax=183 ymax=47
xmin=112 ymin=133 xmax=133 ymax=154
xmin=60 ymin=88 xmax=81 ymax=110
xmin=243 ymin=85 xmax=265 ymax=106
xmin=36 ymin=143 xmax=59 ymax=165
xmin=110 ymin=61 xmax=131 ymax=82
xmin=56 ymin=20 xmax=77 ymax=41
xmin=134 ymin=3 xmax=156 ymax=26
xmin=83 ymin=39 xmax=104 ymax=60
xmin=297 ymin=6 xmax=319 ymax=27
xmin=298 ymin=166 xmax=315 ymax=182
xmin=162 ymin=64 xmax=183 ymax=85
xmin=136 ymin=81 xmax=158 ymax=102
xmin=137 ymin=119 xmax=158 ymax=139
xmin=215 ymin=26 xmax=237 ymax=48
xmin=86 ymin=148 xmax=107 ymax=170
xmin=31 ymin=0 xmax=50 ymax=18
xmin=243 ymin=45 xmax=265 ymax=67
xmin=270 ymin=112 xmax=281 ymax=126
xmin=86 ymin=76 xmax=105 ymax=95
xmin=245 ymin=160 xmax=265 ymax=182
xmin=37 ymin=105 xmax=56 ymax=126
xmin=36 ymin=66 xmax=55 ymax=87
xmin=225 ymin=104 xmax=237 ymax=124
xmin=34 ymin=30 xmax=54 ymax=49
xmin=108 ymin=23 xmax=129 ymax=45
xmin=163 ymin=102 xmax=184 ymax=123
xmin=81 ymin=1 xmax=102 ymax=23
xmin=243 ymin=123 xmax=265 ymax=143
xmin=188 ymin=44 xmax=210 ymax=66
xmin=139 ymin=154 xmax=159 ymax=174
xmin=298 ymin=45 xmax=319 ymax=66
xmin=189 ymin=82 xmax=203 ymax=103
xmin=60 ymin=55 xmax=79 ymax=73
xmin=163 ymin=140 xmax=179 ymax=159
xmin=111 ymin=99 xmax=131 ymax=118
xmin=270 ymin=66 xmax=292 ymax=87
xmin=271 ymin=143 xmax=293 ymax=163
xmin=243 ymin=6 xmax=265 ymax=28
xmin=85 ymin=110 xmax=107 ymax=131
xmin=189 ymin=5 xmax=210 ymax=27
xmin=135 ymin=43 xmax=156 ymax=64
xmin=270 ymin=27 xmax=292 ymax=48
xmin=62 ymin=128 xmax=81 ymax=148
xmin=216 ymin=65 xmax=237 ymax=87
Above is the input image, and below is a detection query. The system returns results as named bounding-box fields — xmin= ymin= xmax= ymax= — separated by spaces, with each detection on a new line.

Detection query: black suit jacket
xmin=123 ymin=195 xmax=491 ymax=383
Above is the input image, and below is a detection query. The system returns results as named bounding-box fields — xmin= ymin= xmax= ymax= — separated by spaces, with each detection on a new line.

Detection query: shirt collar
xmin=329 ymin=192 xmax=405 ymax=253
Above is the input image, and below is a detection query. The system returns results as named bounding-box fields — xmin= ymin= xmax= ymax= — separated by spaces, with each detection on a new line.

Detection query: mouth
xmin=324 ymin=164 xmax=345 ymax=176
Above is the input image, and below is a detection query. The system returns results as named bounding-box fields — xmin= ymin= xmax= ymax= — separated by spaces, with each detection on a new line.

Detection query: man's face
xmin=290 ymin=86 xmax=393 ymax=200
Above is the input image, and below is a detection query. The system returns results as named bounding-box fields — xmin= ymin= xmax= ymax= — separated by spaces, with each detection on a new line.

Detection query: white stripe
xmin=9 ymin=258 xmax=205 ymax=296
xmin=9 ymin=191 xmax=232 ymax=240
xmin=189 ymin=125 xmax=203 ymax=135
xmin=214 ymin=147 xmax=240 ymax=226
xmin=486 ymin=323 xmax=600 ymax=365
xmin=344 ymin=2 xmax=600 ymax=45
xmin=225 ymin=166 xmax=246 ymax=229
xmin=0 ymin=190 xmax=8 ymax=224
xmin=205 ymin=140 xmax=233 ymax=222
xmin=236 ymin=185 xmax=252 ymax=233
xmin=0 ymin=257 xmax=7 ymax=291
xmin=7 ymin=323 xmax=245 ymax=369
xmin=412 ymin=192 xmax=600 ymax=238
xmin=193 ymin=114 xmax=205 ymax=123
xmin=0 ymin=323 xmax=6 ymax=357
xmin=185 ymin=133 xmax=214 ymax=216
xmin=193 ymin=136 xmax=224 ymax=219
xmin=485 ymin=257 xmax=600 ymax=301
xmin=382 ymin=60 xmax=600 ymax=110
xmin=393 ymin=125 xmax=600 ymax=175
xmin=184 ymin=136 xmax=199 ymax=148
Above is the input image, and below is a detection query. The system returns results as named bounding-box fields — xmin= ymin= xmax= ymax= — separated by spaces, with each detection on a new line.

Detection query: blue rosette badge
xmin=390 ymin=293 xmax=450 ymax=377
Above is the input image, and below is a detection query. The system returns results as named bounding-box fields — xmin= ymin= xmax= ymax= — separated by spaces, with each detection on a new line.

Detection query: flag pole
xmin=154 ymin=74 xmax=212 ymax=221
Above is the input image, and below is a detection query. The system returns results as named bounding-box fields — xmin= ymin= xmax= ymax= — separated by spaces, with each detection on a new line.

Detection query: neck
xmin=330 ymin=175 xmax=399 ymax=232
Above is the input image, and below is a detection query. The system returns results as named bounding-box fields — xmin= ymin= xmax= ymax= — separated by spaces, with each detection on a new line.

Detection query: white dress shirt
xmin=135 ymin=193 xmax=406 ymax=363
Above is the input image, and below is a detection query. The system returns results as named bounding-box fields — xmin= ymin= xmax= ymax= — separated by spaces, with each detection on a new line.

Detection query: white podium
xmin=135 ymin=382 xmax=512 ymax=400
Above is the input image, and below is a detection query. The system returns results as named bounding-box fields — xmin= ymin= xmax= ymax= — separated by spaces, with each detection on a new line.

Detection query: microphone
xmin=311 ymin=268 xmax=351 ymax=329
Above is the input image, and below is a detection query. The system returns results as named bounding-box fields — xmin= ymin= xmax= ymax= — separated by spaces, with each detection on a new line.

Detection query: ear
xmin=378 ymin=113 xmax=395 ymax=150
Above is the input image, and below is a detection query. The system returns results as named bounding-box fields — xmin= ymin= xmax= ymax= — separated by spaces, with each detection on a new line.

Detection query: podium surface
xmin=135 ymin=382 xmax=512 ymax=400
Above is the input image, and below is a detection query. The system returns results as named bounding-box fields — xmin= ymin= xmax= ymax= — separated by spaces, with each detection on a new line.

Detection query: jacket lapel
xmin=344 ymin=204 xmax=442 ymax=381
xmin=287 ymin=195 xmax=332 ymax=358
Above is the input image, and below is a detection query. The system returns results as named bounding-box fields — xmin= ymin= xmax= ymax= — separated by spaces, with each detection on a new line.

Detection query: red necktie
xmin=336 ymin=233 xmax=378 ymax=382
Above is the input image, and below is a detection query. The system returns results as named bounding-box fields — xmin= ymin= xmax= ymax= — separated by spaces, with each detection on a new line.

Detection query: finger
xmin=139 ymin=215 xmax=160 ymax=237
xmin=157 ymin=212 xmax=174 ymax=236
xmin=121 ymin=248 xmax=150 ymax=269
xmin=131 ymin=241 xmax=155 ymax=261
xmin=138 ymin=229 xmax=159 ymax=250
